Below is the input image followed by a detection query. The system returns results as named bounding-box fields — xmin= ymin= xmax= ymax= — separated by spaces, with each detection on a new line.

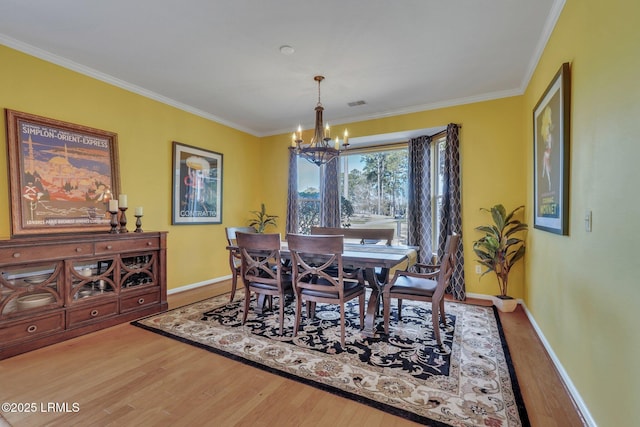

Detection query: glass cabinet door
xmin=120 ymin=253 xmax=156 ymax=290
xmin=0 ymin=263 xmax=62 ymax=315
xmin=68 ymin=259 xmax=116 ymax=302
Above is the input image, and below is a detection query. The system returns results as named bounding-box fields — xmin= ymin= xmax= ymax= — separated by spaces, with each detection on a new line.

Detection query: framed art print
xmin=533 ymin=62 xmax=571 ymax=235
xmin=172 ymin=141 xmax=223 ymax=224
xmin=5 ymin=109 xmax=120 ymax=236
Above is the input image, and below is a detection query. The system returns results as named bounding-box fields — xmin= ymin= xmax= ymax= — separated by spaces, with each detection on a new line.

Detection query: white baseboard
xmin=167 ymin=275 xmax=231 ymax=295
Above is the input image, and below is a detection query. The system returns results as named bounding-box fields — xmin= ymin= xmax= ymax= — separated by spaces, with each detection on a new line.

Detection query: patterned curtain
xmin=320 ymin=156 xmax=341 ymax=227
xmin=437 ymin=123 xmax=465 ymax=300
xmin=406 ymin=135 xmax=433 ymax=265
xmin=286 ymin=147 xmax=299 ymax=234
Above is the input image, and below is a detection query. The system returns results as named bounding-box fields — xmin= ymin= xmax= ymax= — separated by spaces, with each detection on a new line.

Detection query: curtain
xmin=406 ymin=135 xmax=433 ymax=265
xmin=437 ymin=123 xmax=465 ymax=300
xmin=320 ymin=156 xmax=341 ymax=227
xmin=286 ymin=147 xmax=299 ymax=234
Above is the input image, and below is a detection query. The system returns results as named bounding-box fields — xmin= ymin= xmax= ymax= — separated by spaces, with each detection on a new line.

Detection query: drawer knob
xmin=27 ymin=324 xmax=38 ymax=333
xmin=146 ymin=242 xmax=152 ymax=246
xmin=76 ymin=247 xmax=83 ymax=252
xmin=138 ymin=298 xmax=145 ymax=305
xmin=13 ymin=252 xmax=21 ymax=258
xmin=90 ymin=309 xmax=99 ymax=317
xmin=106 ymin=245 xmax=113 ymax=250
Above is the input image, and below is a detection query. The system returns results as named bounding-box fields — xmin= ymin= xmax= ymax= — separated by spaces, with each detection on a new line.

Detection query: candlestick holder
xmin=119 ymin=207 xmax=129 ymax=233
xmin=134 ymin=214 xmax=144 ymax=233
xmin=109 ymin=210 xmax=119 ymax=234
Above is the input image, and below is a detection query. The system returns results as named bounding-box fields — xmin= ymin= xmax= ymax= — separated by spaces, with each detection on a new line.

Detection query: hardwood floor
xmin=0 ymin=281 xmax=586 ymax=426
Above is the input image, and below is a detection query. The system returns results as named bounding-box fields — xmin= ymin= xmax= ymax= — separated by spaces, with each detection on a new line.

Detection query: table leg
xmin=362 ymin=267 xmax=389 ymax=338
xmin=254 ymin=293 xmax=270 ymax=314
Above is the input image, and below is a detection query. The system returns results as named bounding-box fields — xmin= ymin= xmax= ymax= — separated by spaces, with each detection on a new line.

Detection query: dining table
xmin=227 ymin=241 xmax=418 ymax=338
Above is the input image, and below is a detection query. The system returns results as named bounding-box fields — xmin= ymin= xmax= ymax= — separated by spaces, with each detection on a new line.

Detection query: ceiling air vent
xmin=347 ymin=100 xmax=366 ymax=107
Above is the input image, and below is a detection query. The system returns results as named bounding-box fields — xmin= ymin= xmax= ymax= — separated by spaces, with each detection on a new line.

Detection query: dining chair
xmin=236 ymin=232 xmax=293 ymax=335
xmin=310 ymin=226 xmax=394 ymax=245
xmin=225 ymin=226 xmax=256 ymax=302
xmin=287 ymin=233 xmax=366 ymax=347
xmin=382 ymin=234 xmax=460 ymax=347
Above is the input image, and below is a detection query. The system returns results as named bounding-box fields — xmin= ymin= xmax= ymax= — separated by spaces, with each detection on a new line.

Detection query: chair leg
xmin=439 ymin=299 xmax=446 ymax=327
xmin=359 ymin=293 xmax=365 ymax=329
xmin=293 ymin=295 xmax=302 ymax=337
xmin=397 ymin=298 xmax=403 ymax=321
xmin=242 ymin=289 xmax=251 ymax=324
xmin=229 ymin=271 xmax=238 ymax=302
xmin=432 ymin=303 xmax=442 ymax=347
xmin=340 ymin=303 xmax=346 ymax=348
xmin=383 ymin=293 xmax=391 ymax=334
xmin=307 ymin=301 xmax=316 ymax=319
xmin=278 ymin=294 xmax=285 ymax=335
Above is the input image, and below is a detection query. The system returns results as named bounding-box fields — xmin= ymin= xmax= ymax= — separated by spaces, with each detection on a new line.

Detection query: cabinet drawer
xmin=0 ymin=312 xmax=65 ymax=344
xmin=0 ymin=243 xmax=93 ymax=264
xmin=121 ymin=288 xmax=160 ymax=313
xmin=94 ymin=237 xmax=160 ymax=255
xmin=67 ymin=300 xmax=118 ymax=328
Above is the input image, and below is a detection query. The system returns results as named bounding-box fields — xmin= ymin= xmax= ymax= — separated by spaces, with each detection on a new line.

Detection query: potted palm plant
xmin=248 ymin=203 xmax=278 ymax=233
xmin=473 ymin=204 xmax=527 ymax=312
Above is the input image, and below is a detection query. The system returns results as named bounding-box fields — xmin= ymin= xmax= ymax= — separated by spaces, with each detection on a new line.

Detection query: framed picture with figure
xmin=533 ymin=62 xmax=571 ymax=235
xmin=5 ymin=109 xmax=120 ymax=236
xmin=171 ymin=141 xmax=223 ymax=225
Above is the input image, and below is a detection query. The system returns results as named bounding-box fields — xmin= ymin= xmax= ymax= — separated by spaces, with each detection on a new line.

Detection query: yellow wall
xmin=0 ymin=45 xmax=261 ymax=290
xmin=261 ymin=96 xmax=528 ymax=298
xmin=523 ymin=0 xmax=640 ymax=425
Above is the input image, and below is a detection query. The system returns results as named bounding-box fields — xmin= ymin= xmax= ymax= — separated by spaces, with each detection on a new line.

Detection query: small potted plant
xmin=248 ymin=203 xmax=278 ymax=233
xmin=473 ymin=204 xmax=527 ymax=312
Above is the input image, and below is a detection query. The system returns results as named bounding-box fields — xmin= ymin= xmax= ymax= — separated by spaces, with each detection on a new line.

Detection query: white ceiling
xmin=0 ymin=0 xmax=562 ymax=137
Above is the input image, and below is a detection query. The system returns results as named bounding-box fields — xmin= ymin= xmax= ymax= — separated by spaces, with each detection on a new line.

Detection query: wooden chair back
xmin=226 ymin=226 xmax=256 ymax=247
xmin=287 ymin=233 xmax=345 ymax=292
xmin=433 ymin=234 xmax=459 ymax=300
xmin=225 ymin=226 xmax=257 ymax=302
xmin=310 ymin=226 xmax=394 ymax=245
xmin=236 ymin=232 xmax=282 ymax=288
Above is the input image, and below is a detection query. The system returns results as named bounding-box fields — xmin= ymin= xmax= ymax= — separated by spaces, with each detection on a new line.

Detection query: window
xmin=432 ymin=135 xmax=446 ymax=248
xmin=296 ymin=135 xmax=445 ymax=247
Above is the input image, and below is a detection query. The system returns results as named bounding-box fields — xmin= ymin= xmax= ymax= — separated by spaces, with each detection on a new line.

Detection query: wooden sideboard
xmin=0 ymin=231 xmax=167 ymax=359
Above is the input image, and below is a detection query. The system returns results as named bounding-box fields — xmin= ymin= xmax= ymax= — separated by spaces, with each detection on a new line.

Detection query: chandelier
xmin=291 ymin=76 xmax=349 ymax=166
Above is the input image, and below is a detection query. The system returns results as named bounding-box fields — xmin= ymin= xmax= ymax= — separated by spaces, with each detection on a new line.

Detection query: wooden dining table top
xmin=278 ymin=241 xmax=417 ymax=269
xmin=227 ymin=242 xmax=417 ymax=269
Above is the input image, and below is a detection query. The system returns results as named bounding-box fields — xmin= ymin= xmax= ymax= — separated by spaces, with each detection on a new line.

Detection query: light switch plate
xmin=585 ymin=210 xmax=592 ymax=232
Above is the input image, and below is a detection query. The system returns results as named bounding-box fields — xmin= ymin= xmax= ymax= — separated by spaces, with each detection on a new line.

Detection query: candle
xmin=343 ymin=129 xmax=349 ymax=145
xmin=325 ymin=123 xmax=330 ymax=138
xmin=135 ymin=206 xmax=143 ymax=216
xmin=118 ymin=194 xmax=127 ymax=208
xmin=291 ymin=132 xmax=296 ymax=147
xmin=334 ymin=137 xmax=339 ymax=150
xmin=297 ymin=125 xmax=302 ymax=141
xmin=109 ymin=200 xmax=118 ymax=212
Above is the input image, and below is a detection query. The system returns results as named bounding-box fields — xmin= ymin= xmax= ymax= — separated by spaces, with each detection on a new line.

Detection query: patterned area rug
xmin=132 ymin=292 xmax=529 ymax=427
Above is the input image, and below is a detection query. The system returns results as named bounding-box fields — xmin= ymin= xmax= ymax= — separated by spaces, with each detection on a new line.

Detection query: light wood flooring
xmin=0 ymin=281 xmax=587 ymax=426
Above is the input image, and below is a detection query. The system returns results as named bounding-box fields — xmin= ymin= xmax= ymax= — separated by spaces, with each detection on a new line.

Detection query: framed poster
xmin=533 ymin=62 xmax=571 ymax=235
xmin=5 ymin=109 xmax=120 ymax=236
xmin=172 ymin=141 xmax=222 ymax=224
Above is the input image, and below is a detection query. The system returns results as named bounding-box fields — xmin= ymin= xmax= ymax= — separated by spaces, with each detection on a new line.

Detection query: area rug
xmin=132 ymin=292 xmax=529 ymax=427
